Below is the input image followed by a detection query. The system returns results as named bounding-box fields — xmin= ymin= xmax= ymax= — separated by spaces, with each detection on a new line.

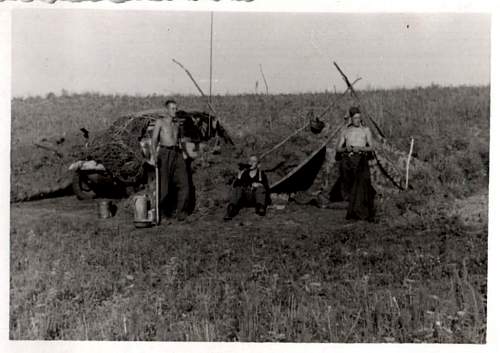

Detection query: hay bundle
xmin=83 ymin=109 xmax=233 ymax=187
xmin=85 ymin=110 xmax=165 ymax=185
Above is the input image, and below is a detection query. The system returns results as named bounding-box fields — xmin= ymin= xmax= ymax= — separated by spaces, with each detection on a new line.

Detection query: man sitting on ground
xmin=224 ymin=155 xmax=270 ymax=220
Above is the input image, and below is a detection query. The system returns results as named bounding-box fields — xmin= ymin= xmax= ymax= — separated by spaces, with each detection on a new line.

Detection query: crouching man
xmin=224 ymin=155 xmax=270 ymax=220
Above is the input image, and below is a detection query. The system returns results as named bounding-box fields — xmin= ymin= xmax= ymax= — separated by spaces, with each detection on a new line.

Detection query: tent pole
xmin=172 ymin=59 xmax=216 ymax=114
xmin=259 ymin=64 xmax=269 ymax=95
xmin=317 ymin=77 xmax=361 ymax=120
xmin=209 ymin=12 xmax=213 ymax=104
xmin=209 ymin=12 xmax=214 ymax=139
xmin=333 ymin=61 xmax=386 ymax=140
xmin=405 ymin=137 xmax=414 ymax=190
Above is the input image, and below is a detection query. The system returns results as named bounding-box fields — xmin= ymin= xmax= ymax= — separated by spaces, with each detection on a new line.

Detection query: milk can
xmin=98 ymin=200 xmax=113 ymax=219
xmin=133 ymin=195 xmax=152 ymax=227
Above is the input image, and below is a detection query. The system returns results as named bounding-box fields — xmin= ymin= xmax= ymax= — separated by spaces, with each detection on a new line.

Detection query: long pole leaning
xmin=259 ymin=64 xmax=269 ymax=95
xmin=333 ymin=61 xmax=407 ymax=185
xmin=172 ymin=58 xmax=217 ymax=115
xmin=333 ymin=62 xmax=386 ymax=140
xmin=155 ymin=162 xmax=160 ymax=225
xmin=209 ymin=12 xmax=214 ymax=104
xmin=172 ymin=58 xmax=235 ymax=145
xmin=405 ymin=137 xmax=414 ymax=190
xmin=317 ymin=77 xmax=361 ymax=120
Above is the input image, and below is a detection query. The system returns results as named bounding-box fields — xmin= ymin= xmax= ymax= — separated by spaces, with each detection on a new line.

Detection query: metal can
xmin=148 ymin=209 xmax=156 ymax=223
xmin=98 ymin=200 xmax=112 ymax=219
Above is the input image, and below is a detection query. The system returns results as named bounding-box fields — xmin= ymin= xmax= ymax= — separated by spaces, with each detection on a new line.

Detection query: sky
xmin=11 ymin=9 xmax=490 ymax=97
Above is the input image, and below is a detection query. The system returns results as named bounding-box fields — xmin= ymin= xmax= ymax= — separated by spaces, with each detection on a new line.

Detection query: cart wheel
xmin=72 ymin=171 xmax=97 ymax=200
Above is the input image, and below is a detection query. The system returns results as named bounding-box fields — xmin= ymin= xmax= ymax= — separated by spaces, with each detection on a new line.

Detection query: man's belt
xmin=343 ymin=151 xmax=364 ymax=156
xmin=340 ymin=150 xmax=374 ymax=159
xmin=160 ymin=145 xmax=182 ymax=151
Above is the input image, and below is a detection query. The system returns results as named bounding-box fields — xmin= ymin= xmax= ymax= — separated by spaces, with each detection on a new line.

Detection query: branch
xmin=172 ymin=59 xmax=206 ymax=98
xmin=34 ymin=143 xmax=64 ymax=159
xmin=405 ymin=137 xmax=414 ymax=190
xmin=317 ymin=77 xmax=361 ymax=120
xmin=259 ymin=64 xmax=269 ymax=95
xmin=172 ymin=58 xmax=217 ymax=116
xmin=333 ymin=61 xmax=386 ymax=139
xmin=334 ymin=62 xmax=359 ymax=100
xmin=172 ymin=58 xmax=234 ymax=144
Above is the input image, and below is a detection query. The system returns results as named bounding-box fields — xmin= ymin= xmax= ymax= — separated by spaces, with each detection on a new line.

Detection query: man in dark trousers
xmin=331 ymin=106 xmax=376 ymax=221
xmin=224 ymin=155 xmax=270 ymax=220
xmin=151 ymin=100 xmax=191 ymax=222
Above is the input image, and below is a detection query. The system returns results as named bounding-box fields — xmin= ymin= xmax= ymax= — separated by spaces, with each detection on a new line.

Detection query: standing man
xmin=151 ymin=100 xmax=191 ymax=222
xmin=331 ymin=106 xmax=376 ymax=221
xmin=224 ymin=155 xmax=270 ymax=221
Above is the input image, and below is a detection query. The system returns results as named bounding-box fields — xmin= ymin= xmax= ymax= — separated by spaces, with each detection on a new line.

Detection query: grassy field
xmin=10 ymin=85 xmax=489 ymax=342
xmin=10 ymin=195 xmax=488 ymax=342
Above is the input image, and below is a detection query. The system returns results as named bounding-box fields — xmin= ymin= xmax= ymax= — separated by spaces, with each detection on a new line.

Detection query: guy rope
xmin=259 ymin=77 xmax=361 ymax=161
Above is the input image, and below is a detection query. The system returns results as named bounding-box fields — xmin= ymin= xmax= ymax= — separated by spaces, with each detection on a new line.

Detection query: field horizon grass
xmin=10 ymin=84 xmax=489 ymax=342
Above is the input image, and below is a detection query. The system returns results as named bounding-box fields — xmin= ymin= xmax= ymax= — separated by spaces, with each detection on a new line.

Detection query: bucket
xmin=98 ymin=200 xmax=113 ymax=219
xmin=147 ymin=209 xmax=156 ymax=223
xmin=133 ymin=195 xmax=150 ymax=222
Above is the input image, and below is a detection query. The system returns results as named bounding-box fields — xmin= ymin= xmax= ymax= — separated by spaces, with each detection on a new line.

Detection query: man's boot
xmin=255 ymin=204 xmax=266 ymax=216
xmin=176 ymin=212 xmax=187 ymax=222
xmin=224 ymin=204 xmax=237 ymax=221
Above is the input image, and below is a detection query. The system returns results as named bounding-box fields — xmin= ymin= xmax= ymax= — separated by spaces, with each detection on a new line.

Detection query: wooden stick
xmin=172 ymin=58 xmax=234 ymax=144
xmin=209 ymin=12 xmax=214 ymax=104
xmin=317 ymin=78 xmax=361 ymax=120
xmin=155 ymin=163 xmax=160 ymax=225
xmin=259 ymin=64 xmax=269 ymax=95
xmin=172 ymin=58 xmax=217 ymax=115
xmin=333 ymin=61 xmax=386 ymax=139
xmin=209 ymin=13 xmax=214 ymax=136
xmin=258 ymin=64 xmax=272 ymax=128
xmin=34 ymin=143 xmax=64 ymax=159
xmin=405 ymin=137 xmax=414 ymax=190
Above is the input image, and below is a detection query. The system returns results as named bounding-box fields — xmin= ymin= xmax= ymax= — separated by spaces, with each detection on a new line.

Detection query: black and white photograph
xmin=1 ymin=0 xmax=497 ymax=349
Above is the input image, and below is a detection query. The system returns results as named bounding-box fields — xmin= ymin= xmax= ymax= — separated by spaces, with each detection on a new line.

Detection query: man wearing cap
xmin=151 ymin=100 xmax=191 ymax=222
xmin=331 ymin=106 xmax=376 ymax=221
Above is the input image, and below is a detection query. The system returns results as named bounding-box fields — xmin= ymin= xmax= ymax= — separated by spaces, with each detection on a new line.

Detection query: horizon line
xmin=11 ymin=82 xmax=491 ymax=100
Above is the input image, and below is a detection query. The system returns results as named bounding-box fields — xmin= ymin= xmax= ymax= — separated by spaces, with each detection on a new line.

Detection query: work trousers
xmin=157 ymin=147 xmax=190 ymax=218
xmin=340 ymin=153 xmax=376 ymax=221
xmin=229 ymin=185 xmax=267 ymax=210
xmin=339 ymin=153 xmax=365 ymax=202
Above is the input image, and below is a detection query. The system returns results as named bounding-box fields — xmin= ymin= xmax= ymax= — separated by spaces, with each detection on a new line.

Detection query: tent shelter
xmin=267 ymin=128 xmax=410 ymax=198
